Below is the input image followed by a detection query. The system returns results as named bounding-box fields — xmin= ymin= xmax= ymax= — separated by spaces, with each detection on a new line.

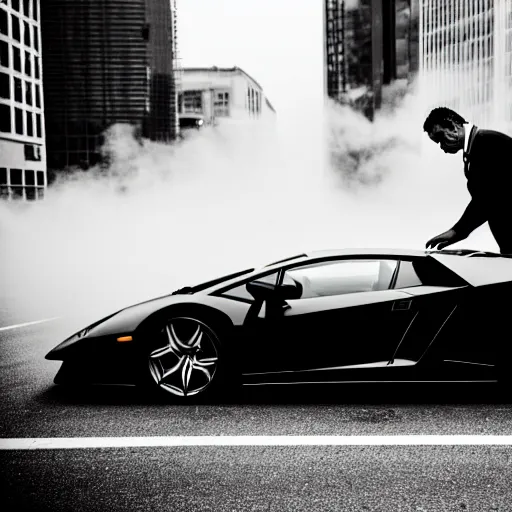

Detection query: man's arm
xmin=425 ymin=199 xmax=487 ymax=250
xmin=451 ymin=197 xmax=487 ymax=238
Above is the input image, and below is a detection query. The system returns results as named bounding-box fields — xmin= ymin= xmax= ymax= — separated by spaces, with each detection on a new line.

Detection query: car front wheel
xmin=145 ymin=316 xmax=225 ymax=401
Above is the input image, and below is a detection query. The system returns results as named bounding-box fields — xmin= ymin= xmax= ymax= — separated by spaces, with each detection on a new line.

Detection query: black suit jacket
xmin=451 ymin=125 xmax=512 ymax=253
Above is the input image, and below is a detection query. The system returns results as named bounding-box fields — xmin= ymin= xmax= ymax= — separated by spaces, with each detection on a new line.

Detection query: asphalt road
xmin=1 ymin=313 xmax=512 ymax=511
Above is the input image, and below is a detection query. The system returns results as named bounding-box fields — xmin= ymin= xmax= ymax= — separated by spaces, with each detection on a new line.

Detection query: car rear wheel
xmin=144 ymin=316 xmax=226 ymax=401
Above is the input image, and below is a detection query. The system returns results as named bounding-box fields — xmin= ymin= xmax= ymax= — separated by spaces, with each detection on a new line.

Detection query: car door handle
xmin=392 ymin=299 xmax=412 ymax=311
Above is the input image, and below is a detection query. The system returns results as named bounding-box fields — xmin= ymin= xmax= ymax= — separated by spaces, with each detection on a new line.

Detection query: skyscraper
xmin=419 ymin=0 xmax=512 ymax=131
xmin=41 ymin=0 xmax=179 ymax=175
xmin=0 ymin=0 xmax=47 ymax=200
xmin=324 ymin=0 xmax=419 ymax=120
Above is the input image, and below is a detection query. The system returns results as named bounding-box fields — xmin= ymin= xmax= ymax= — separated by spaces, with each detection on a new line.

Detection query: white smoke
xmin=0 ymin=75 xmax=500 ymax=329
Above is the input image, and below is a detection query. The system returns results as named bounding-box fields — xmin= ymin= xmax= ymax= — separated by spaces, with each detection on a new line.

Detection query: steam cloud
xmin=0 ymin=82 xmax=499 ymax=328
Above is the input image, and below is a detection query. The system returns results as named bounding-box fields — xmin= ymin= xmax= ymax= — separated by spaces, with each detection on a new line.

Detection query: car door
xmin=398 ymin=284 xmax=498 ymax=382
xmin=387 ymin=257 xmax=496 ymax=382
xmin=242 ymin=259 xmax=420 ymax=383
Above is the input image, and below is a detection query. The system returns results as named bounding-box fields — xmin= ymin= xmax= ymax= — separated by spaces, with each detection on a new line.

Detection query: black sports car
xmin=46 ymin=248 xmax=512 ymax=401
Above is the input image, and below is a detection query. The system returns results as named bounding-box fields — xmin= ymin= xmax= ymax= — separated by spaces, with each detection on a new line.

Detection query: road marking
xmin=0 ymin=317 xmax=61 ymax=332
xmin=2 ymin=435 xmax=512 ymax=450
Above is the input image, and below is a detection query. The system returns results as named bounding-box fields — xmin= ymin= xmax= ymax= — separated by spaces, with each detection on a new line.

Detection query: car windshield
xmin=173 ymin=268 xmax=256 ymax=295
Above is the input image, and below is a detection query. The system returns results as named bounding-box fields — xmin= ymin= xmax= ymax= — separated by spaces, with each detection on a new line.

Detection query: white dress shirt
xmin=463 ymin=122 xmax=474 ymax=155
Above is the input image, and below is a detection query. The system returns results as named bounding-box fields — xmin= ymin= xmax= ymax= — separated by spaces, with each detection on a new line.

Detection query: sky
xmin=176 ymin=0 xmax=324 ymax=114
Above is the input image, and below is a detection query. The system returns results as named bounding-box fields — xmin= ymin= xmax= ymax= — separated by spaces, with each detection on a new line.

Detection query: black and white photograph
xmin=1 ymin=0 xmax=512 ymax=510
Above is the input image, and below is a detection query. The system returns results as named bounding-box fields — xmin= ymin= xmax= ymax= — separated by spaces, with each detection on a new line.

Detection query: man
xmin=423 ymin=107 xmax=512 ymax=254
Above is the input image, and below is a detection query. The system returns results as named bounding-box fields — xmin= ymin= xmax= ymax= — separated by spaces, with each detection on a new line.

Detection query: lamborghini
xmin=46 ymin=248 xmax=512 ymax=401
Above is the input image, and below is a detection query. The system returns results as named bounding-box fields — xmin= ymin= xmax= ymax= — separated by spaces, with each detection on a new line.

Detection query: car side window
xmin=220 ymin=272 xmax=279 ymax=302
xmin=284 ymin=259 xmax=399 ymax=299
xmin=393 ymin=260 xmax=423 ymax=289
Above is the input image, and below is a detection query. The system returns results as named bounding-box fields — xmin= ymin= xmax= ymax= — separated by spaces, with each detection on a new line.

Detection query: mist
xmin=0 ymin=80 xmax=499 ymax=329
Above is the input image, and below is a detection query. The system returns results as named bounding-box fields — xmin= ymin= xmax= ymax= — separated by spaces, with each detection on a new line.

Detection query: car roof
xmin=430 ymin=253 xmax=512 ymax=286
xmin=304 ymin=248 xmax=430 ymax=259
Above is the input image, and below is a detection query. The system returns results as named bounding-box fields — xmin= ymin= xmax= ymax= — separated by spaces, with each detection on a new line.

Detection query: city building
xmin=40 ymin=0 xmax=179 ymax=176
xmin=419 ymin=0 xmax=512 ymax=131
xmin=0 ymin=0 xmax=46 ymax=200
xmin=324 ymin=0 xmax=419 ymax=120
xmin=177 ymin=66 xmax=276 ymax=131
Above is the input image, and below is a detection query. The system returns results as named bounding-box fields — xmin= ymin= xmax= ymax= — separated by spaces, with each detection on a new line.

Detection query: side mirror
xmin=246 ymin=280 xmax=275 ymax=301
xmin=276 ymin=283 xmax=302 ymax=300
xmin=246 ymin=280 xmax=301 ymax=301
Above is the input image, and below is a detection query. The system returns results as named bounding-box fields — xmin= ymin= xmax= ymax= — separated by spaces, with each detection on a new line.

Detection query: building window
xmin=0 ymin=9 xmax=8 ymax=36
xmin=26 ymin=184 xmax=37 ymax=200
xmin=25 ymin=169 xmax=39 ymax=200
xmin=0 ymin=72 xmax=9 ymax=99
xmin=24 ymin=143 xmax=41 ymax=160
xmin=35 ymin=112 xmax=41 ymax=137
xmin=36 ymin=170 xmax=44 ymax=186
xmin=10 ymin=168 xmax=23 ymax=199
xmin=23 ymin=0 xmax=31 ymax=18
xmin=24 ymin=51 xmax=31 ymax=76
xmin=13 ymin=47 xmax=21 ymax=72
xmin=15 ymin=107 xmax=23 ymax=134
xmin=0 ymin=167 xmax=6 ymax=184
xmin=24 ymin=20 xmax=30 ymax=47
xmin=213 ymin=91 xmax=229 ymax=117
xmin=12 ymin=0 xmax=20 ymax=12
xmin=32 ymin=25 xmax=38 ymax=51
xmin=248 ymin=88 xmax=253 ymax=114
xmin=12 ymin=15 xmax=21 ymax=42
xmin=25 ymin=169 xmax=35 ymax=185
xmin=14 ymin=77 xmax=22 ymax=102
xmin=0 ymin=41 xmax=9 ymax=68
xmin=33 ymin=1 xmax=37 ymax=21
xmin=0 ymin=104 xmax=10 ymax=132
xmin=35 ymin=83 xmax=40 ymax=107
xmin=25 ymin=80 xmax=32 ymax=105
xmin=181 ymin=90 xmax=202 ymax=113
xmin=10 ymin=168 xmax=22 ymax=185
xmin=34 ymin=56 xmax=39 ymax=79
xmin=26 ymin=110 xmax=33 ymax=136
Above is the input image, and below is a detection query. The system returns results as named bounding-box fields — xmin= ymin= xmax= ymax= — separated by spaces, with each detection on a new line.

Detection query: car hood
xmin=46 ymin=267 xmax=257 ymax=360
xmin=77 ymin=293 xmax=204 ymax=338
xmin=45 ymin=294 xmax=193 ymax=359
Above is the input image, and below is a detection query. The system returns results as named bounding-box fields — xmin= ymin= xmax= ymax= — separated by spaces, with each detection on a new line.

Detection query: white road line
xmin=2 ymin=435 xmax=512 ymax=450
xmin=0 ymin=317 xmax=61 ymax=332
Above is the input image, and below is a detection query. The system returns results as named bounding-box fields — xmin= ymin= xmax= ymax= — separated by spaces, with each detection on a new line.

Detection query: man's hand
xmin=425 ymin=229 xmax=465 ymax=250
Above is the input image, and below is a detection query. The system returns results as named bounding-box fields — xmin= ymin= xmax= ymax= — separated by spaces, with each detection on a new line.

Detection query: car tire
xmin=139 ymin=314 xmax=231 ymax=403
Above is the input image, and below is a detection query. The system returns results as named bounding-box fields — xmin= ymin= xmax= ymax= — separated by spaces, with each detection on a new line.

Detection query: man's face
xmin=428 ymin=121 xmax=463 ymax=154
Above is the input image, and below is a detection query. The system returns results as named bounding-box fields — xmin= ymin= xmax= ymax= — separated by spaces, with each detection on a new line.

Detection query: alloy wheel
xmin=148 ymin=317 xmax=219 ymax=397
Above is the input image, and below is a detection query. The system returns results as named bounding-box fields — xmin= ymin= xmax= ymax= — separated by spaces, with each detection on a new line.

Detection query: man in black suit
xmin=423 ymin=107 xmax=512 ymax=254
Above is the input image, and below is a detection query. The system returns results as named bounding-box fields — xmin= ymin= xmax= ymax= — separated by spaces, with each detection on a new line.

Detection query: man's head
xmin=423 ymin=107 xmax=467 ymax=154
